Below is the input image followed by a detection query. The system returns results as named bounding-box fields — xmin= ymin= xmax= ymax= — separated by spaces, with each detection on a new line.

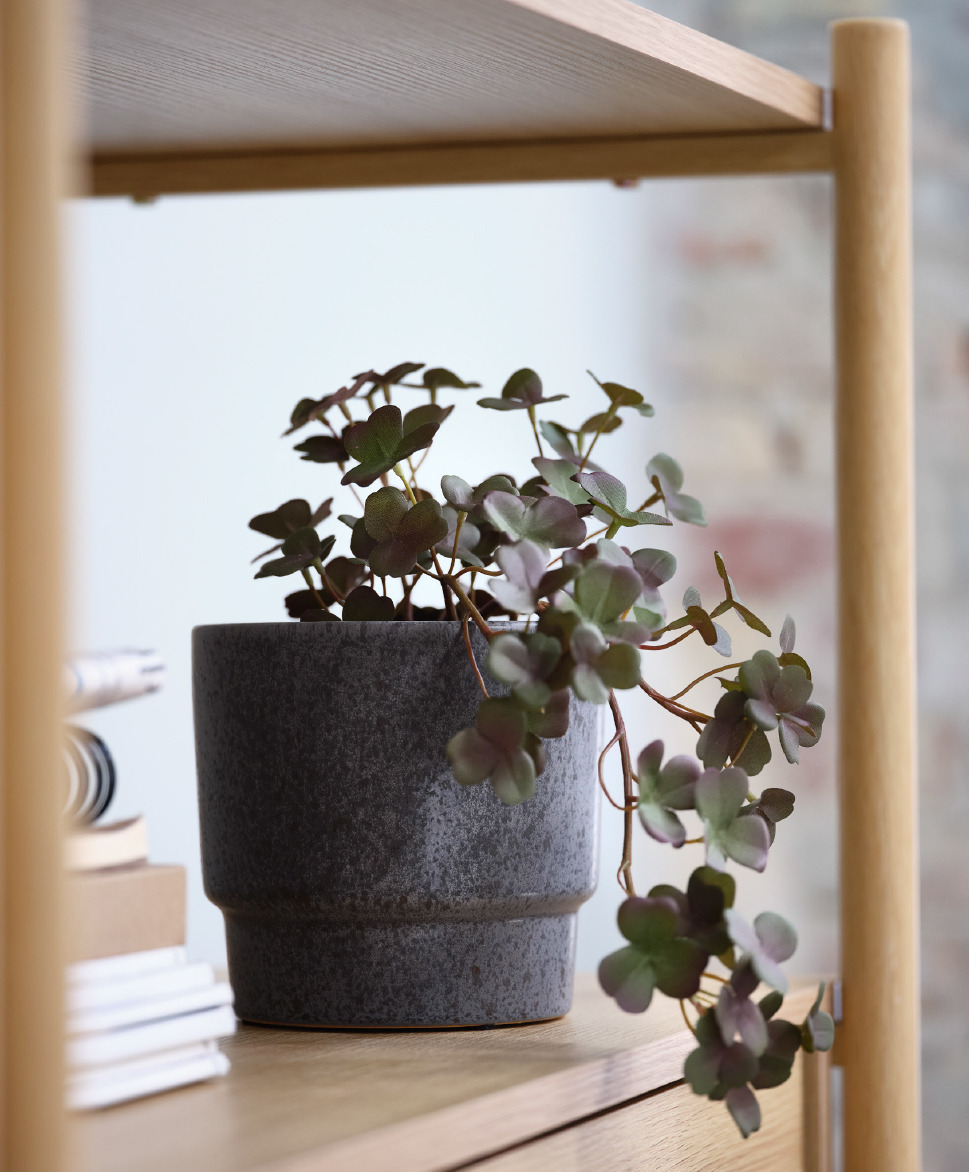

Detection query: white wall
xmin=68 ymin=180 xmax=678 ymax=972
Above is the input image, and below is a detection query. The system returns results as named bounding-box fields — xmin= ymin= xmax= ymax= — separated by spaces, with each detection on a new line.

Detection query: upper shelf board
xmin=83 ymin=0 xmax=824 ymax=158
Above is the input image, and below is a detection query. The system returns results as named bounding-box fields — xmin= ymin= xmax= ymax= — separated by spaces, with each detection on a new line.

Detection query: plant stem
xmin=448 ymin=512 xmax=467 ymax=574
xmin=730 ymin=725 xmax=755 ymax=767
xmin=597 ymin=731 xmax=637 ymax=812
xmin=680 ymin=1000 xmax=697 ymax=1037
xmin=452 ymin=564 xmax=502 ymax=579
xmin=394 ymin=464 xmax=419 ymax=504
xmin=635 ymin=490 xmax=663 ymax=512
xmin=544 ymin=525 xmax=611 ymax=570
xmin=313 ymin=560 xmax=346 ymax=604
xmin=447 ymin=575 xmax=493 ymax=640
xmin=702 ymin=971 xmax=730 ymax=984
xmin=638 ymin=679 xmax=708 ymax=731
xmin=640 ymin=629 xmax=695 ymax=651
xmin=527 ymin=405 xmax=544 ymax=458
xmin=576 ymin=403 xmax=617 ymax=476
xmin=462 ymin=616 xmax=490 ymax=700
xmin=608 ymin=691 xmax=636 ymax=897
xmin=670 ymin=663 xmax=743 ymax=701
xmin=300 ymin=567 xmax=327 ymax=610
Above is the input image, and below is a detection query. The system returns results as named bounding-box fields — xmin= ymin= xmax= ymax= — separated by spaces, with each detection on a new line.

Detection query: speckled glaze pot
xmin=192 ymin=621 xmax=599 ymax=1028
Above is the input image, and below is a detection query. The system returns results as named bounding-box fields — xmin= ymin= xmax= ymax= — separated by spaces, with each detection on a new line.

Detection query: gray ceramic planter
xmin=193 ymin=620 xmax=599 ymax=1028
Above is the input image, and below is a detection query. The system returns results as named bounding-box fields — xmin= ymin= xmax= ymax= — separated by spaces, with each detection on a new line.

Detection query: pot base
xmin=225 ymin=911 xmax=578 ymax=1028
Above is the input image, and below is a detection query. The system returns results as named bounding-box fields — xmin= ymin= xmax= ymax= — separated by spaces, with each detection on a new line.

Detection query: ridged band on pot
xmin=193 ymin=620 xmax=600 ymax=1027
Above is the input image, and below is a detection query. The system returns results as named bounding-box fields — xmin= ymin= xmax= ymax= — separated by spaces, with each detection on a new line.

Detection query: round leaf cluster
xmin=248 ymin=363 xmax=830 ymax=1139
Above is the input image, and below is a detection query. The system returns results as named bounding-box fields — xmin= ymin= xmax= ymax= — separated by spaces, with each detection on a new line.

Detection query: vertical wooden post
xmin=0 ymin=0 xmax=70 ymax=1166
xmin=831 ymin=19 xmax=920 ymax=1170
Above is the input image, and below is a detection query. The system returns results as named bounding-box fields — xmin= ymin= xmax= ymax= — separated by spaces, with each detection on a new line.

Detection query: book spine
xmin=67 ymin=865 xmax=186 ymax=963
xmin=63 ymin=725 xmax=116 ymax=823
xmin=65 ymin=650 xmax=165 ymax=714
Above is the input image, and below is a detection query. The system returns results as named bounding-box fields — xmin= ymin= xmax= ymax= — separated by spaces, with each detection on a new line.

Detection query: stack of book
xmin=64 ymin=651 xmax=235 ymax=1110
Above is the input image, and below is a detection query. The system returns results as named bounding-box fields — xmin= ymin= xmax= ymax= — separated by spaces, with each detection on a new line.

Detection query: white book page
xmin=68 ymin=981 xmax=233 ymax=1036
xmin=68 ymin=961 xmax=214 ymax=1012
xmin=68 ymin=1050 xmax=230 ymax=1111
xmin=68 ymin=1003 xmax=237 ymax=1069
xmin=68 ymin=946 xmax=187 ymax=986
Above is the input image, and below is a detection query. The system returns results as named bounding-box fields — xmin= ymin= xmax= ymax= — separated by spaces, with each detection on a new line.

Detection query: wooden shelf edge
xmin=508 ymin=0 xmax=824 ymax=129
xmin=87 ymin=129 xmax=833 ymax=199
xmin=74 ymin=978 xmax=828 ymax=1172
xmin=261 ymin=981 xmax=825 ymax=1172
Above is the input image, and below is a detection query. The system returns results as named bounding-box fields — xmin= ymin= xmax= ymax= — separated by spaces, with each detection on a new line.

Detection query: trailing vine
xmin=249 ymin=363 xmax=834 ymax=1139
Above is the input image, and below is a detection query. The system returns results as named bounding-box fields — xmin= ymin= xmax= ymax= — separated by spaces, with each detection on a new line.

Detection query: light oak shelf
xmin=0 ymin=2 xmax=919 ymax=1168
xmin=83 ymin=0 xmax=830 ymax=198
xmin=74 ymin=976 xmax=825 ymax=1172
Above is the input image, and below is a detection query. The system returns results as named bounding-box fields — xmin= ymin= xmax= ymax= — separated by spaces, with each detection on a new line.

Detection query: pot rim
xmin=192 ymin=619 xmax=526 ymax=634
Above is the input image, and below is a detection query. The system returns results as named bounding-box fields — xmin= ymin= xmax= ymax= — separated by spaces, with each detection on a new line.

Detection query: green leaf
xmin=446 ymin=697 xmax=536 ymax=805
xmin=341 ymin=585 xmax=396 ymax=621
xmin=587 ymin=370 xmax=654 ymax=415
xmin=281 ymin=526 xmax=323 ymax=558
xmin=341 ymin=404 xmax=441 ymax=487
xmin=403 ymin=402 xmax=453 ymax=434
xmin=578 ymin=411 xmax=623 ymax=436
xmin=293 ymin=435 xmax=348 ymax=464
xmin=363 ymin=486 xmax=411 ymax=542
xmin=487 ymin=632 xmax=561 ymax=709
xmin=441 ymin=473 xmax=518 ymax=514
xmin=695 ymin=768 xmax=770 ymax=873
xmin=577 ymin=470 xmax=670 ymax=538
xmin=801 ymin=982 xmax=836 ymax=1053
xmin=637 ymin=740 xmax=700 ymax=847
xmin=538 ymin=421 xmax=578 ymax=459
xmin=249 ymin=499 xmax=313 ymax=539
xmin=422 ymin=367 xmax=481 ymax=392
xmin=477 ymin=368 xmax=568 ymax=412
xmin=645 ymin=453 xmax=705 ymax=526
xmin=572 ymin=562 xmax=643 ymax=627
xmin=599 ymin=897 xmax=706 ymax=1013
xmin=375 ymin=361 xmax=424 ymax=385
xmin=367 ymin=497 xmax=449 ymax=578
xmin=481 ymin=491 xmax=586 ymax=548
xmin=532 ymin=457 xmax=591 ymax=505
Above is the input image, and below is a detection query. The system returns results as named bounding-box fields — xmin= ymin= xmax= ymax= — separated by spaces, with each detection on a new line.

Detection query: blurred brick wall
xmin=632 ymin=2 xmax=967 ymax=1167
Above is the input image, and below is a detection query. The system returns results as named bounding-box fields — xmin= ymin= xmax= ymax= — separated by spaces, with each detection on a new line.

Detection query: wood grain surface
xmin=831 ymin=18 xmax=920 ymax=1171
xmin=73 ymin=976 xmax=824 ymax=1172
xmin=89 ymin=129 xmax=833 ymax=199
xmin=468 ymin=1059 xmax=807 ymax=1170
xmin=0 ymin=0 xmax=72 ymax=1166
xmin=81 ymin=0 xmax=823 ymax=158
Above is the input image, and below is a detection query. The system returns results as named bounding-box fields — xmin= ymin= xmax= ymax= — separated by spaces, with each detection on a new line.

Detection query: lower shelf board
xmin=72 ymin=974 xmax=828 ymax=1172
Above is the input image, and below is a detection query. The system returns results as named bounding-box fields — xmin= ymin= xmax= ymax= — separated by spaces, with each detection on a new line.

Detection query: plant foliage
xmin=249 ymin=363 xmax=831 ymax=1138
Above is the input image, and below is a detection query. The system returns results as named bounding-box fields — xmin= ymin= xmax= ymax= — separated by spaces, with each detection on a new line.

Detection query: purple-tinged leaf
xmin=598 ymin=947 xmax=656 ymax=1013
xmin=482 ymin=491 xmax=586 ymax=548
xmin=645 ymin=453 xmax=706 ymax=526
xmin=724 ymin=1085 xmax=762 ymax=1139
xmin=779 ymin=614 xmax=796 ymax=654
xmin=422 ymin=367 xmax=480 ymax=392
xmin=637 ymin=741 xmax=700 ymax=848
xmin=487 ymin=632 xmax=560 ymax=709
xmin=491 ymin=540 xmax=549 ymax=613
xmin=801 ymin=981 xmax=836 ymax=1053
xmin=526 ymin=689 xmax=570 ymax=739
xmin=342 ymin=585 xmax=395 ymax=622
xmin=715 ymin=985 xmax=768 ymax=1056
xmin=577 ymin=470 xmax=670 ymax=538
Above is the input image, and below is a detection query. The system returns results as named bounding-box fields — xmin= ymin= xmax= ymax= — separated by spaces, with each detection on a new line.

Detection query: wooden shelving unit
xmin=74 ymin=977 xmax=827 ymax=1172
xmin=0 ymin=1 xmax=918 ymax=1168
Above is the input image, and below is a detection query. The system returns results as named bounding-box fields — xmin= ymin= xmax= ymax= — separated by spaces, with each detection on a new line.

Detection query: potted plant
xmin=193 ymin=362 xmax=834 ymax=1139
